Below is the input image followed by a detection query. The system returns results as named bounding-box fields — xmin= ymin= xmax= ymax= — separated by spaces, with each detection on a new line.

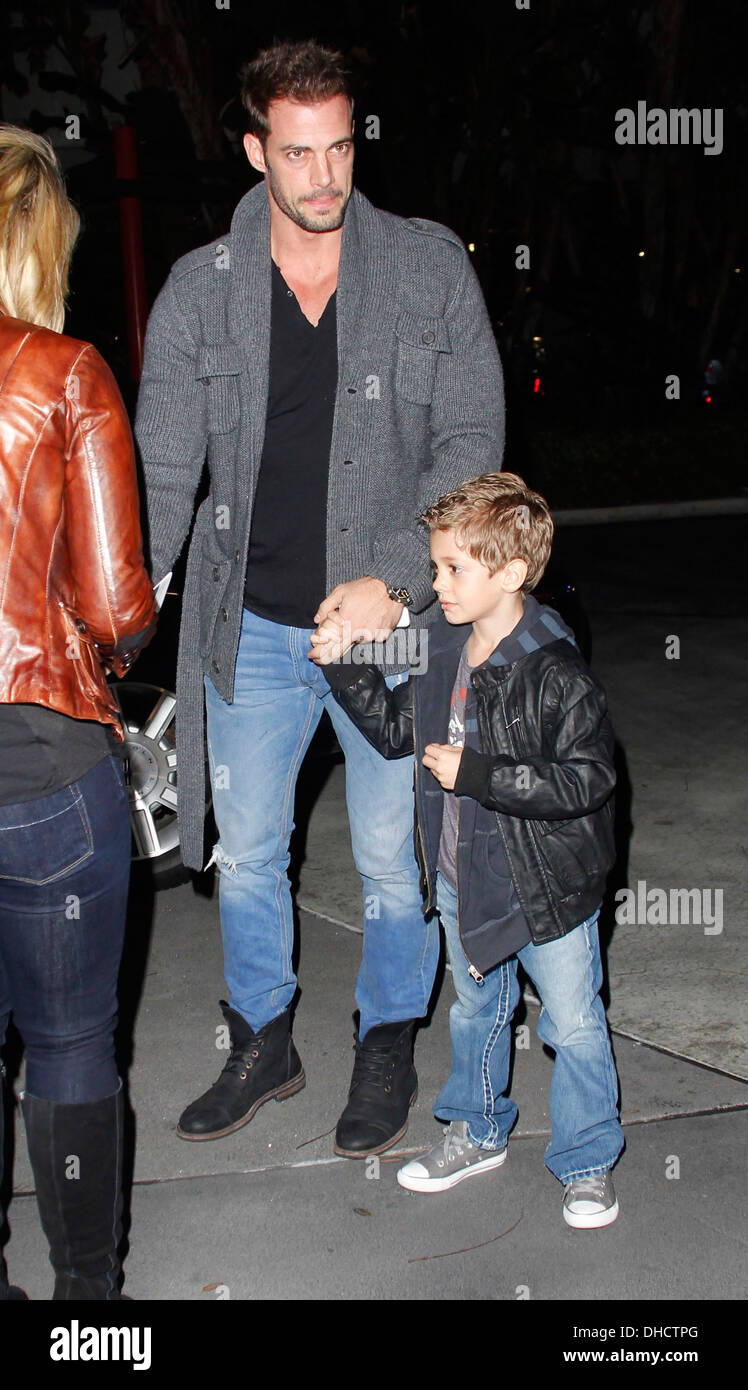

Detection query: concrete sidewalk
xmin=4 ymin=894 xmax=747 ymax=1300
xmin=3 ymin=516 xmax=747 ymax=1300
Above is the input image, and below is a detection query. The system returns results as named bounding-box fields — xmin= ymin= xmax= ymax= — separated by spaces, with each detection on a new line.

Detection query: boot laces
xmin=221 ymin=1037 xmax=263 ymax=1079
xmin=350 ymin=1038 xmax=398 ymax=1091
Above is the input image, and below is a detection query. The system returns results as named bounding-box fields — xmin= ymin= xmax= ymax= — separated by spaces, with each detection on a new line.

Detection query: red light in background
xmin=533 ymin=376 xmax=541 ymax=394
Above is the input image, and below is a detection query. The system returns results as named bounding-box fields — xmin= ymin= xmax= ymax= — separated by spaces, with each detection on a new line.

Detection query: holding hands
xmin=309 ymin=611 xmax=350 ymax=664
xmin=308 ymin=577 xmax=403 ymax=664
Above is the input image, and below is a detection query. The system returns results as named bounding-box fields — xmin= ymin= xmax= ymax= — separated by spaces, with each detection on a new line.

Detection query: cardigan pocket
xmin=394 ymin=311 xmax=451 ymax=405
xmin=198 ymin=548 xmax=232 ymax=657
xmin=195 ymin=344 xmax=241 ymax=434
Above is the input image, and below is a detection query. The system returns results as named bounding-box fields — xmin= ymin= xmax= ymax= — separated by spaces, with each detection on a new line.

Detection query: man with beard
xmin=136 ymin=39 xmax=504 ymax=1158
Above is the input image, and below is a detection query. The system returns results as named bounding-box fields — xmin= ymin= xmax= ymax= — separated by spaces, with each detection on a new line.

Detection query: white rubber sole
xmin=397 ymin=1145 xmax=507 ymax=1194
xmin=563 ymin=1197 xmax=619 ymax=1229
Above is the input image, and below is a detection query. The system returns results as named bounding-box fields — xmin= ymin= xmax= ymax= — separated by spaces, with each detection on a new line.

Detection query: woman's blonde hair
xmin=0 ymin=124 xmax=80 ymax=332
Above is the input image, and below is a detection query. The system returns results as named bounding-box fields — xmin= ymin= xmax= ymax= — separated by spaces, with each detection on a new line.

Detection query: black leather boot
xmin=22 ymin=1083 xmax=126 ymax=1300
xmin=177 ymin=1001 xmax=305 ymax=1141
xmin=0 ymin=1062 xmax=28 ymax=1300
xmin=334 ymin=1019 xmax=418 ymax=1158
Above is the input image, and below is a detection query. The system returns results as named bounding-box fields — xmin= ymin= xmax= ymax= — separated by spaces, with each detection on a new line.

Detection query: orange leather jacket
xmin=0 ymin=314 xmax=156 ymax=738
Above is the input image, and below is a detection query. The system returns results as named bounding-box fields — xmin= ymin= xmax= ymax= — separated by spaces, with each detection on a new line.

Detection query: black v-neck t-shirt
xmin=243 ymin=260 xmax=338 ymax=628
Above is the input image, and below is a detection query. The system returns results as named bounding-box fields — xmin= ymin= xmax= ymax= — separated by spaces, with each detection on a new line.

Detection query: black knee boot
xmin=0 ymin=1062 xmax=28 ymax=1300
xmin=22 ymin=1083 xmax=127 ymax=1300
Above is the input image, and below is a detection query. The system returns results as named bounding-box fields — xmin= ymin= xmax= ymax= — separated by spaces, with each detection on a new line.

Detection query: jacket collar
xmin=425 ymin=595 xmax=576 ymax=668
xmin=485 ymin=594 xmax=576 ymax=666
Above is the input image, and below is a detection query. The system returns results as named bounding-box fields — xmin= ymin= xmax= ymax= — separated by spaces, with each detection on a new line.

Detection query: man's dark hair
xmin=240 ymin=40 xmax=353 ymax=143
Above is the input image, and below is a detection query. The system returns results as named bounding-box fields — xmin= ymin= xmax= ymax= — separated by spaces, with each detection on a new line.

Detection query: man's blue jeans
xmin=0 ymin=754 xmax=131 ymax=1103
xmin=204 ymin=607 xmax=439 ymax=1039
xmin=435 ymin=872 xmax=624 ymax=1183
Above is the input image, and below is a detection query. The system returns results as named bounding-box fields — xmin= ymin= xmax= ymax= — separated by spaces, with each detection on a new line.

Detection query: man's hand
xmin=422 ymin=742 xmax=463 ymax=791
xmin=311 ymin=577 xmax=403 ymax=660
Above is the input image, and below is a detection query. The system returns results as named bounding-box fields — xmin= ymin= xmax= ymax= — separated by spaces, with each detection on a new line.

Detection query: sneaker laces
xmin=568 ymin=1173 xmax=607 ymax=1199
xmin=441 ymin=1124 xmax=467 ymax=1161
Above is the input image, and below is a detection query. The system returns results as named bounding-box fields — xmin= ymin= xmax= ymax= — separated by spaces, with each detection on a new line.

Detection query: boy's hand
xmin=314 ymin=577 xmax=403 ymax=646
xmin=423 ymin=742 xmax=463 ymax=791
xmin=308 ymin=614 xmax=350 ymax=665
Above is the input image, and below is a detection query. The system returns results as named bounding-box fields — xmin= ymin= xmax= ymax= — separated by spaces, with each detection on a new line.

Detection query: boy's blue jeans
xmin=435 ymin=872 xmax=624 ymax=1183
xmin=204 ymin=606 xmax=440 ymax=1039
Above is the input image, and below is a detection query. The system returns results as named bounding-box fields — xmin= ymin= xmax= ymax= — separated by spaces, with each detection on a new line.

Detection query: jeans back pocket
xmin=0 ymin=785 xmax=94 ymax=885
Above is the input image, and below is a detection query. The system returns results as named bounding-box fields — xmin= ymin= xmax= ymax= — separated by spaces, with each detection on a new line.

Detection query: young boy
xmin=310 ymin=472 xmax=623 ymax=1228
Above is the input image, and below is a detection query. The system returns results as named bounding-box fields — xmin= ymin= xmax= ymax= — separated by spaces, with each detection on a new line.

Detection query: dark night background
xmin=1 ymin=0 xmax=746 ymax=507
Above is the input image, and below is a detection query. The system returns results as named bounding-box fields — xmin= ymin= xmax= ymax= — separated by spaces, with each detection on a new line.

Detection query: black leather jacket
xmin=326 ymin=613 xmax=616 ymax=978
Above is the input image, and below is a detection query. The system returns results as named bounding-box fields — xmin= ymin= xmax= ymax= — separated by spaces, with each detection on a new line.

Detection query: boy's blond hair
xmin=0 ymin=125 xmax=79 ymax=333
xmin=420 ymin=472 xmax=554 ymax=593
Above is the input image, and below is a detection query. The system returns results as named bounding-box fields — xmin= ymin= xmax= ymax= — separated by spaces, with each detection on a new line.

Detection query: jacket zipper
xmin=416 ymin=815 xmax=431 ymax=902
xmin=454 ymin=796 xmax=484 ymax=985
xmin=411 ymin=685 xmax=433 ymax=907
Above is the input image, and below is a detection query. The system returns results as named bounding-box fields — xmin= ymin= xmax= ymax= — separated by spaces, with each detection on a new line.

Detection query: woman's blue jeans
xmin=435 ymin=872 xmax=624 ymax=1183
xmin=0 ymin=753 xmax=131 ymax=1103
xmin=204 ymin=606 xmax=440 ymax=1039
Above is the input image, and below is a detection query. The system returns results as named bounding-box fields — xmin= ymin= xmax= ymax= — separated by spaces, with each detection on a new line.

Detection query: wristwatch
xmin=385 ymin=584 xmax=413 ymax=607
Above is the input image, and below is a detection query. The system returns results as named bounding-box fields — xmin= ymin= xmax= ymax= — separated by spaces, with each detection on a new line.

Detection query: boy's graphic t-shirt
xmin=437 ymin=643 xmax=474 ymax=888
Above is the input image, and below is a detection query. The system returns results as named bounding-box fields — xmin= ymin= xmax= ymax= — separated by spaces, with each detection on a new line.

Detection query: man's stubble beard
xmin=264 ymin=156 xmax=351 ymax=233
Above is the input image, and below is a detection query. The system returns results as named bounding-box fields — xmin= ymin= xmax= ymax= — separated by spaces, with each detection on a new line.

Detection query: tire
xmin=111 ymin=681 xmax=191 ymax=890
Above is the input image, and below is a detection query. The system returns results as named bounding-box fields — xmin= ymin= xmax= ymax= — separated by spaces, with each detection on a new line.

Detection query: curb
xmin=553 ymin=496 xmax=748 ymax=526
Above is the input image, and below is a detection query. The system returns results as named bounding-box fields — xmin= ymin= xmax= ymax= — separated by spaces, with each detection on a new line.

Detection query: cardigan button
xmin=212 ymin=566 xmax=220 ymax=581
xmin=421 ymin=330 xmax=435 ymax=344
xmin=212 ymin=660 xmax=220 ymax=674
xmin=221 ymin=607 xmax=228 ymax=622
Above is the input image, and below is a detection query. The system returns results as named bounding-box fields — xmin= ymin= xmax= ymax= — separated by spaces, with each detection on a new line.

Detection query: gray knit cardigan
xmin=134 ymin=180 xmax=504 ymax=869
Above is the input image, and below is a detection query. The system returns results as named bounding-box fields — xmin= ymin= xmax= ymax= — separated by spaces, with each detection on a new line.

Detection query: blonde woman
xmin=0 ymin=125 xmax=155 ymax=1299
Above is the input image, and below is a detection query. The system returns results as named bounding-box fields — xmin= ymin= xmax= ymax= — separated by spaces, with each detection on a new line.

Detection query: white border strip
xmin=298 ymin=901 xmax=363 ymax=935
xmin=553 ymin=496 xmax=748 ymax=526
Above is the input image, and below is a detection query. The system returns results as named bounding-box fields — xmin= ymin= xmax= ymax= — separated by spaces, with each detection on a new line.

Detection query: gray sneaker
xmin=397 ymin=1121 xmax=507 ymax=1193
xmin=563 ymin=1171 xmax=619 ymax=1228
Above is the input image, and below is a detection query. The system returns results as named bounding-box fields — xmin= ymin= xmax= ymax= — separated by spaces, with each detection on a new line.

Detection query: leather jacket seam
xmin=0 ymin=405 xmax=57 ymax=613
xmin=66 ymin=351 xmax=120 ymax=647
